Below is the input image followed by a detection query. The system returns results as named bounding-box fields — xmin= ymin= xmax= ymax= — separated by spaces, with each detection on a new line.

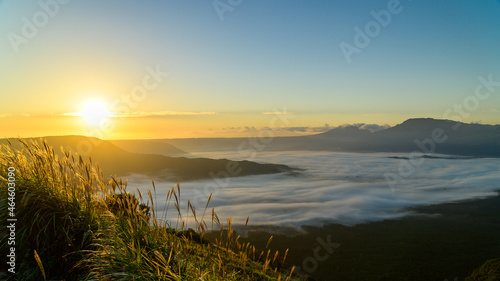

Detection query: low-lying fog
xmin=126 ymin=151 xmax=500 ymax=228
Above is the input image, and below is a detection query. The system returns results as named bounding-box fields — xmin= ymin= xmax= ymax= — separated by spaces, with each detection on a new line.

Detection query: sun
xmin=79 ymin=99 xmax=111 ymax=126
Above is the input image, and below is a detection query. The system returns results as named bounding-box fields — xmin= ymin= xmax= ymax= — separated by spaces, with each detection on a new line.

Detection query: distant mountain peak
xmin=391 ymin=118 xmax=465 ymax=130
xmin=318 ymin=125 xmax=372 ymax=137
xmin=400 ymin=117 xmax=455 ymax=124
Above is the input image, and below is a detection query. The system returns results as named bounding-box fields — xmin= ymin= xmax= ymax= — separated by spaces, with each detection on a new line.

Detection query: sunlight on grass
xmin=0 ymin=138 xmax=300 ymax=280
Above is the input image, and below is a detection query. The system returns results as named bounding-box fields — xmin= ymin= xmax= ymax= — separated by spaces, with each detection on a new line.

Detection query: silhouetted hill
xmin=110 ymin=139 xmax=187 ymax=156
xmin=0 ymin=136 xmax=293 ymax=181
xmin=370 ymin=118 xmax=500 ymax=156
xmin=160 ymin=118 xmax=500 ymax=157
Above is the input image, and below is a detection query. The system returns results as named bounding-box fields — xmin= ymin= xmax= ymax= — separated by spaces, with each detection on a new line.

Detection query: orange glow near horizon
xmin=2 ymin=96 xmax=500 ymax=141
xmin=2 ymin=2 xmax=500 ymax=141
xmin=5 ymin=110 xmax=500 ymax=141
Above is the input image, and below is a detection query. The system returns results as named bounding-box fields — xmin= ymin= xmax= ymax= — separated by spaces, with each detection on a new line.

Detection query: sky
xmin=1 ymin=0 xmax=499 ymax=139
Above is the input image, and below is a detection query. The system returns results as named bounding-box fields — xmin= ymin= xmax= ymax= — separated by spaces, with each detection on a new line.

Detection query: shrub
xmin=466 ymin=258 xmax=500 ymax=281
xmin=105 ymin=192 xmax=151 ymax=220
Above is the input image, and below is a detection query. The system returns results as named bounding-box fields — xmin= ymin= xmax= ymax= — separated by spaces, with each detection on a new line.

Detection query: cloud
xmin=359 ymin=123 xmax=391 ymax=132
xmin=220 ymin=126 xmax=259 ymax=132
xmin=60 ymin=111 xmax=217 ymax=118
xmin=277 ymin=124 xmax=332 ymax=133
xmin=274 ymin=123 xmax=390 ymax=134
xmin=261 ymin=111 xmax=294 ymax=115
xmin=211 ymin=123 xmax=391 ymax=137
xmin=61 ymin=113 xmax=80 ymax=117
xmin=114 ymin=111 xmax=217 ymax=117
xmin=126 ymin=151 xmax=500 ymax=229
xmin=0 ymin=113 xmax=31 ymax=118
xmin=211 ymin=125 xmax=334 ymax=137
xmin=279 ymin=127 xmax=309 ymax=132
xmin=337 ymin=123 xmax=390 ymax=132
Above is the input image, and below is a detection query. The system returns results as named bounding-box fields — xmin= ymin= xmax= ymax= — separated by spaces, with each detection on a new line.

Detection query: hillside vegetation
xmin=0 ymin=139 xmax=299 ymax=280
xmin=0 ymin=136 xmax=293 ymax=182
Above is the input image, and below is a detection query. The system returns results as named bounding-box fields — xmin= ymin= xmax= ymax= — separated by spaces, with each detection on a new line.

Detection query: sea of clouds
xmin=126 ymin=151 xmax=500 ymax=229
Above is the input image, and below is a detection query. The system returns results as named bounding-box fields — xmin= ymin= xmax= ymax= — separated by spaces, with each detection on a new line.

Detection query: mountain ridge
xmin=159 ymin=118 xmax=500 ymax=157
xmin=0 ymin=136 xmax=294 ymax=181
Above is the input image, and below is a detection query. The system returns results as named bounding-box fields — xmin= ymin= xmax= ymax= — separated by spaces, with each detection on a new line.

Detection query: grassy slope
xmin=0 ymin=139 xmax=300 ymax=281
xmin=0 ymin=136 xmax=293 ymax=181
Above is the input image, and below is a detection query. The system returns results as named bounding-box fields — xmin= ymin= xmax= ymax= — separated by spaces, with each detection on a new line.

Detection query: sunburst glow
xmin=79 ymin=99 xmax=111 ymax=126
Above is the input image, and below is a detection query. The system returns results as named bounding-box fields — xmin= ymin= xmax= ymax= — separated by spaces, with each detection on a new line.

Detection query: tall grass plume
xmin=0 ymin=138 xmax=301 ymax=280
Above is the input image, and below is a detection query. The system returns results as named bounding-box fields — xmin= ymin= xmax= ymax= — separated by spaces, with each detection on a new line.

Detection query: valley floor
xmin=227 ymin=191 xmax=500 ymax=281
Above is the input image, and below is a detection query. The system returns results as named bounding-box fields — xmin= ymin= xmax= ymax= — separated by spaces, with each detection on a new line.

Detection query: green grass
xmin=0 ymin=139 xmax=301 ymax=280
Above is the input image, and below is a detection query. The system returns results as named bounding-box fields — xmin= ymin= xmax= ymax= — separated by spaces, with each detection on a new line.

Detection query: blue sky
xmin=1 ymin=0 xmax=499 ymax=138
